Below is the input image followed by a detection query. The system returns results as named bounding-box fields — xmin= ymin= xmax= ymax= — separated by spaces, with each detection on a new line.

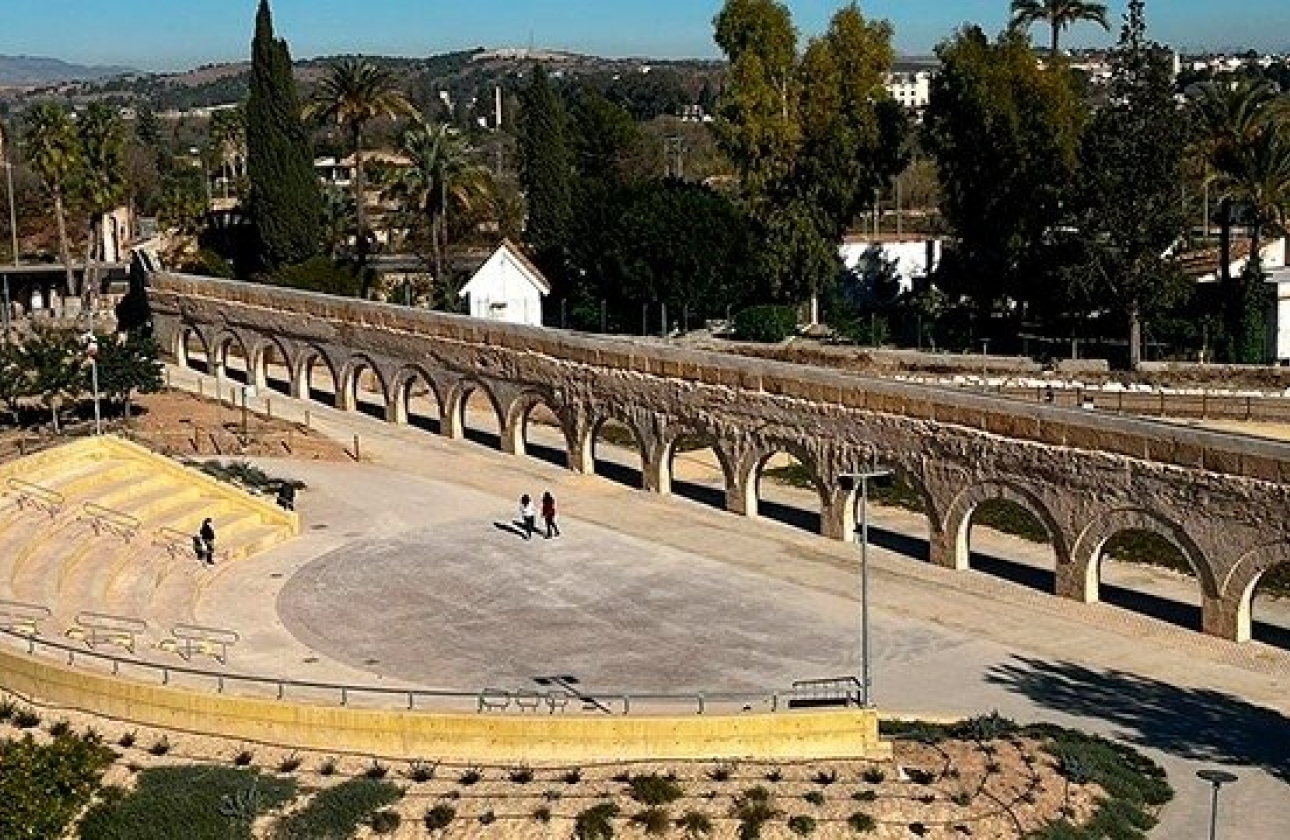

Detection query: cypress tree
xmin=246 ymin=0 xmax=320 ymax=271
xmin=518 ymin=66 xmax=573 ymax=268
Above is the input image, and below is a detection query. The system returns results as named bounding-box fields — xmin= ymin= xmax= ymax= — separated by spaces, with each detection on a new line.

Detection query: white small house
xmin=458 ymin=240 xmax=551 ymax=327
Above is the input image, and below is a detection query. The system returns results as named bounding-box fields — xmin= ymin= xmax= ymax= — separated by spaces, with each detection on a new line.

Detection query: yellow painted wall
xmin=0 ymin=645 xmax=888 ymax=762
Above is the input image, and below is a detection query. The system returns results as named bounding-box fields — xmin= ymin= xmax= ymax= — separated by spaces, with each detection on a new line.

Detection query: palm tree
xmin=1009 ymin=0 xmax=1110 ymax=57
xmin=305 ymin=59 xmax=415 ymax=274
xmin=77 ymin=103 xmax=128 ymax=313
xmin=21 ymin=103 xmax=81 ymax=299
xmin=386 ymin=122 xmax=493 ymax=285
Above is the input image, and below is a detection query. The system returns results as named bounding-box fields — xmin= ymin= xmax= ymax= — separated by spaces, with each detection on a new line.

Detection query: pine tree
xmin=246 ymin=0 xmax=320 ymax=272
xmin=518 ymin=66 xmax=573 ymax=269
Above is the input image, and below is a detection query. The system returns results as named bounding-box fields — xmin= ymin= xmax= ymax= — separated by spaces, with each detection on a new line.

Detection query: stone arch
xmin=660 ymin=425 xmax=738 ymax=509
xmin=211 ymin=329 xmax=252 ymax=384
xmin=502 ymin=389 xmax=576 ymax=466
xmin=445 ymin=376 xmax=505 ymax=447
xmin=575 ymin=408 xmax=650 ymax=489
xmin=389 ymin=364 xmax=445 ymax=430
xmin=739 ymin=441 xmax=830 ymax=535
xmin=292 ymin=344 xmax=341 ymax=405
xmin=842 ymin=455 xmax=941 ymax=561
xmin=175 ymin=324 xmax=211 ymax=373
xmin=1070 ymin=506 xmax=1216 ymax=605
xmin=940 ymin=479 xmax=1069 ymax=575
xmin=338 ymin=353 xmax=391 ymax=416
xmin=1214 ymin=542 xmax=1290 ymax=643
xmin=249 ymin=334 xmax=293 ymax=393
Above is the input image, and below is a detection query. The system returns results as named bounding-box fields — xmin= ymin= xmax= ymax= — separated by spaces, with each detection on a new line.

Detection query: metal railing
xmin=78 ymin=502 xmax=141 ymax=543
xmin=167 ymin=623 xmax=240 ymax=664
xmin=0 ymin=600 xmax=52 ymax=636
xmin=66 ymin=611 xmax=148 ymax=654
xmin=6 ymin=477 xmax=65 ymax=519
xmin=153 ymin=526 xmax=202 ymax=562
xmin=0 ymin=622 xmax=827 ymax=717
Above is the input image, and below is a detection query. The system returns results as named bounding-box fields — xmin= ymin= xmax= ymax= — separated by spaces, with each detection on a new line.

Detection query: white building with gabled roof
xmin=458 ymin=239 xmax=551 ymax=327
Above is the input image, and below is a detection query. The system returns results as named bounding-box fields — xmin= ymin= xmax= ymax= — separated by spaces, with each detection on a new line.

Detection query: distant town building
xmin=839 ymin=235 xmax=943 ymax=295
xmin=458 ymin=239 xmax=550 ymax=327
xmin=885 ymin=70 xmax=932 ymax=111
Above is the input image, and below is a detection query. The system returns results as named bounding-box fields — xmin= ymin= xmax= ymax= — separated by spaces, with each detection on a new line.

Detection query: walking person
xmin=519 ymin=494 xmax=537 ymax=540
xmin=199 ymin=517 xmax=216 ymax=565
xmin=541 ymin=491 xmax=560 ymax=539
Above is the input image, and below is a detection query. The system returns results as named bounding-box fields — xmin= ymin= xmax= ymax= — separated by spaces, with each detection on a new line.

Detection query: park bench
xmin=78 ymin=502 xmax=140 ymax=544
xmin=0 ymin=599 xmax=52 ymax=637
xmin=158 ymin=623 xmax=240 ymax=664
xmin=65 ymin=611 xmax=147 ymax=654
xmin=6 ymin=478 xmax=64 ymax=519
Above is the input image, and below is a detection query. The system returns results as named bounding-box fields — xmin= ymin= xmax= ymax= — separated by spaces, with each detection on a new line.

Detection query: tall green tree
xmin=77 ymin=103 xmax=128 ymax=305
xmin=923 ymin=27 xmax=1086 ymax=328
xmin=518 ymin=65 xmax=574 ymax=269
xmin=1064 ymin=0 xmax=1189 ymax=369
xmin=306 ymin=58 xmax=415 ymax=278
xmin=22 ymin=329 xmax=81 ymax=434
xmin=1009 ymin=0 xmax=1111 ymax=57
xmin=94 ymin=330 xmax=164 ymax=419
xmin=246 ymin=0 xmax=320 ymax=272
xmin=21 ymin=102 xmax=81 ymax=298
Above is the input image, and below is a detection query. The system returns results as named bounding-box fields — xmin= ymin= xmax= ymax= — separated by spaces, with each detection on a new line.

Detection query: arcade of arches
xmin=154 ymin=274 xmax=1290 ymax=644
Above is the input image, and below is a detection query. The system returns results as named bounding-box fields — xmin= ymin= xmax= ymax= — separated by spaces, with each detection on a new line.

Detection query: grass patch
xmin=847 ymin=811 xmax=877 ymax=833
xmin=79 ymin=765 xmax=295 ymax=840
xmin=732 ymin=787 xmax=780 ymax=840
xmin=1 ymin=731 xmax=116 ymax=840
xmin=423 ymin=803 xmax=455 ymax=831
xmin=273 ymin=778 xmax=402 ymax=840
xmin=677 ymin=810 xmax=715 ymax=838
xmin=631 ymin=807 xmax=672 ymax=835
xmin=575 ymin=801 xmax=620 ymax=840
xmin=788 ymin=814 xmax=817 ymax=835
xmin=628 ymin=773 xmax=685 ymax=806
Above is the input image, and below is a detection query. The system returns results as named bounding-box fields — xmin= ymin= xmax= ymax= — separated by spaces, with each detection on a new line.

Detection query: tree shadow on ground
xmin=985 ymin=655 xmax=1290 ymax=784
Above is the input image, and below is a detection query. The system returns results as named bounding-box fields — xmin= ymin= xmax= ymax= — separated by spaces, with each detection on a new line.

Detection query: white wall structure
xmin=458 ymin=240 xmax=551 ymax=327
xmin=839 ymin=237 xmax=943 ymax=295
xmin=885 ymin=71 xmax=932 ymax=111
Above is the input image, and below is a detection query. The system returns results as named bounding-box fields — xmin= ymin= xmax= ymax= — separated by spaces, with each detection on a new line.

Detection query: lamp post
xmin=84 ymin=335 xmax=102 ymax=435
xmin=839 ymin=468 xmax=892 ymax=707
xmin=1 ymin=122 xmax=17 ymax=344
xmin=1197 ymin=768 xmax=1238 ymax=840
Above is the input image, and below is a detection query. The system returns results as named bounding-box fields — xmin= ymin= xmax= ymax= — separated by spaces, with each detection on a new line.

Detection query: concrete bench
xmin=66 ymin=611 xmax=147 ymax=654
xmin=162 ymin=623 xmax=240 ymax=664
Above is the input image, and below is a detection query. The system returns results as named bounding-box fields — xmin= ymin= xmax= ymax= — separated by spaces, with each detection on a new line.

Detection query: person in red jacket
xmin=541 ymin=491 xmax=560 ymax=539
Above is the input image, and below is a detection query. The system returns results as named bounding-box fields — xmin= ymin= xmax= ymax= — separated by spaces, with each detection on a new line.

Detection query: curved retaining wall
xmin=0 ymin=645 xmax=886 ymax=762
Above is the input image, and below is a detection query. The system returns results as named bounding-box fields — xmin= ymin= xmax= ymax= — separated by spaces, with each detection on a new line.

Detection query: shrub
xmin=273 ymin=778 xmax=402 ymax=840
xmin=318 ymin=757 xmax=337 ymax=776
xmin=509 ymin=764 xmax=535 ymax=784
xmin=182 ymin=248 xmax=236 ymax=279
xmin=765 ymin=766 xmax=784 ymax=783
xmin=803 ymin=790 xmax=825 ymax=806
xmin=544 ymin=788 xmax=563 ymax=801
xmin=406 ymin=760 xmax=437 ymax=782
xmin=811 ymin=768 xmax=838 ymax=786
xmin=277 ymin=753 xmax=301 ymax=774
xmin=677 ymin=810 xmax=714 ymax=839
xmin=423 ymin=803 xmax=456 ymax=831
xmin=731 ymin=305 xmax=798 ymax=343
xmin=147 ymin=736 xmax=170 ymax=756
xmin=0 ymin=731 xmax=116 ymax=840
xmin=707 ymin=763 xmax=735 ymax=782
xmin=0 ymin=697 xmax=15 ymax=720
xmin=478 ymin=809 xmax=496 ymax=825
xmin=628 ymin=773 xmax=684 ymax=806
xmin=364 ymin=759 xmax=388 ymax=779
xmin=233 ymin=749 xmax=254 ymax=766
xmin=117 ymin=730 xmax=136 ymax=748
xmin=788 ymin=814 xmax=818 ymax=836
xmin=848 ymin=811 xmax=877 ymax=834
xmin=732 ymin=787 xmax=779 ymax=840
xmin=951 ymin=790 xmax=973 ymax=807
xmin=533 ymin=805 xmax=553 ymax=823
xmin=852 ymin=789 xmax=877 ymax=803
xmin=631 ymin=807 xmax=672 ymax=836
xmin=575 ymin=801 xmax=620 ymax=840
xmin=862 ymin=767 xmax=885 ymax=784
xmin=269 ymin=256 xmax=364 ymax=298
xmin=80 ymin=766 xmax=294 ymax=840
xmin=458 ymin=767 xmax=482 ymax=786
xmin=48 ymin=718 xmax=73 ymax=737
xmin=370 ymin=809 xmax=401 ymax=834
xmin=12 ymin=708 xmax=41 ymax=728
xmin=562 ymin=767 xmax=583 ymax=784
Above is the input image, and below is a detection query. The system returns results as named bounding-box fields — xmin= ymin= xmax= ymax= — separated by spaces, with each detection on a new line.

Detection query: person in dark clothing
xmin=199 ymin=518 xmax=216 ymax=564
xmin=519 ymin=495 xmax=537 ymax=540
xmin=541 ymin=491 xmax=560 ymax=538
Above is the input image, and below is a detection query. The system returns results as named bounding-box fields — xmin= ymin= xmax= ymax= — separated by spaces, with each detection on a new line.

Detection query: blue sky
xmin=2 ymin=1 xmax=1287 ymax=71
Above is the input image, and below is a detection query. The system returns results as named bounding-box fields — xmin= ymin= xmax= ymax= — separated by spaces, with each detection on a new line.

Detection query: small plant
xmin=48 ymin=719 xmax=73 ymax=737
xmin=951 ymin=790 xmax=973 ymax=807
xmin=478 ymin=809 xmax=496 ymax=825
xmin=708 ymin=763 xmax=735 ymax=782
xmin=848 ymin=811 xmax=877 ymax=834
xmin=544 ymin=788 xmax=563 ymax=802
xmin=147 ymin=736 xmax=170 ymax=756
xmin=233 ymin=749 xmax=254 ymax=766
xmin=803 ymin=790 xmax=825 ymax=806
xmin=811 ymin=768 xmax=838 ymax=786
xmin=509 ymin=764 xmax=535 ymax=784
xmin=788 ymin=814 xmax=818 ymax=836
xmin=0 ymin=698 xmax=16 ymax=720
xmin=562 ymin=767 xmax=584 ymax=784
xmin=424 ymin=803 xmax=456 ymax=831
xmin=458 ymin=767 xmax=482 ymax=786
xmin=765 ymin=766 xmax=784 ymax=783
xmin=12 ymin=708 xmax=41 ymax=729
xmin=852 ymin=789 xmax=877 ymax=803
xmin=277 ymin=752 xmax=302 ymax=773
xmin=908 ymin=822 xmax=928 ymax=837
xmin=117 ymin=730 xmax=136 ymax=748
xmin=365 ymin=759 xmax=389 ymax=779
xmin=218 ymin=781 xmax=263 ymax=824
xmin=370 ymin=809 xmax=401 ymax=834
xmin=533 ymin=805 xmax=553 ymax=823
xmin=677 ymin=810 xmax=714 ymax=839
xmin=82 ymin=726 xmax=101 ymax=743
xmin=862 ymin=767 xmax=885 ymax=784
xmin=629 ymin=773 xmax=685 ymax=806
xmin=319 ymin=757 xmax=337 ymax=776
xmin=631 ymin=807 xmax=672 ymax=836
xmin=406 ymin=759 xmax=437 ymax=782
xmin=906 ymin=767 xmax=937 ymax=785
xmin=733 ymin=788 xmax=779 ymax=840
xmin=575 ymin=801 xmax=620 ymax=840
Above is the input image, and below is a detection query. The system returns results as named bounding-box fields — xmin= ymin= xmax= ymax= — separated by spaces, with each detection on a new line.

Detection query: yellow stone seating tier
xmin=0 ymin=435 xmax=297 ymax=640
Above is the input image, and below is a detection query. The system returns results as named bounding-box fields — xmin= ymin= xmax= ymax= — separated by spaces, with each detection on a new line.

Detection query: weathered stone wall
xmin=149 ymin=273 xmax=1290 ymax=642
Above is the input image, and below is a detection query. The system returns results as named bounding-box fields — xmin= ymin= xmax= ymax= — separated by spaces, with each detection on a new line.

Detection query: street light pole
xmin=85 ymin=336 xmax=102 ymax=435
xmin=840 ymin=468 xmax=892 ymax=707
xmin=1197 ymin=768 xmax=1238 ymax=840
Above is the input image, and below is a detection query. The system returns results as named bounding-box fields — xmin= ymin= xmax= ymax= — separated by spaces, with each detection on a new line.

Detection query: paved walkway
xmin=165 ymin=365 xmax=1290 ymax=838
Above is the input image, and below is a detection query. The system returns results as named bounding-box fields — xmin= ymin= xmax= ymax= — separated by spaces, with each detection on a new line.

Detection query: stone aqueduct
xmin=150 ymin=273 xmax=1290 ymax=643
